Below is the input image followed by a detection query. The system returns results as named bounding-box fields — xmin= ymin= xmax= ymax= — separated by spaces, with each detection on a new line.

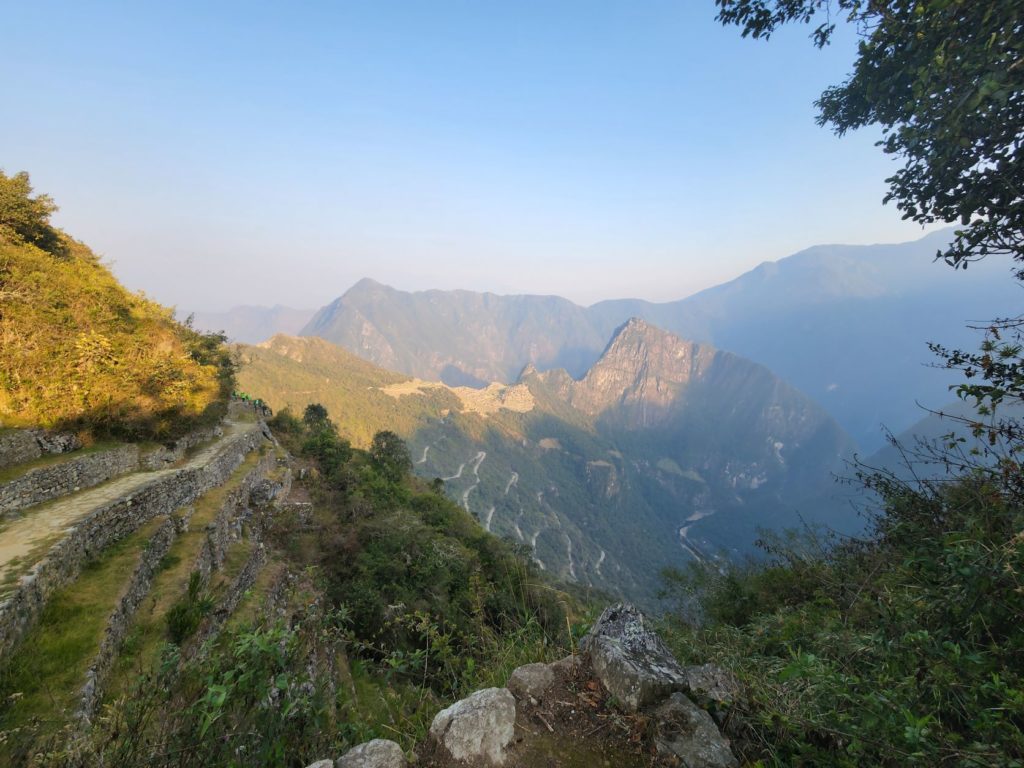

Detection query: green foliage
xmin=0 ymin=170 xmax=63 ymax=255
xmin=661 ymin=470 xmax=1024 ymax=766
xmin=0 ymin=178 xmax=234 ymax=439
xmin=165 ymin=572 xmax=214 ymax=645
xmin=273 ymin=416 xmax=572 ymax=699
xmin=236 ymin=335 xmax=461 ymax=448
xmin=716 ymin=0 xmax=1024 ymax=277
xmin=302 ymin=402 xmax=329 ymax=428
xmin=369 ymin=430 xmax=412 ymax=482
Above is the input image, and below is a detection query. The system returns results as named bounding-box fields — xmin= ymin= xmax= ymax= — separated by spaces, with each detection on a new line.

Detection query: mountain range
xmin=299 ymin=230 xmax=1020 ymax=451
xmin=239 ymin=320 xmax=857 ymax=603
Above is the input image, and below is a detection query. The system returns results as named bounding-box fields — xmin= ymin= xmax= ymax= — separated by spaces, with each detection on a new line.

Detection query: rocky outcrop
xmin=337 ymin=739 xmax=408 ymax=768
xmin=429 ymin=687 xmax=516 ymax=766
xmin=683 ymin=662 xmax=742 ymax=706
xmin=582 ymin=603 xmax=738 ymax=767
xmin=582 ymin=603 xmax=688 ymax=711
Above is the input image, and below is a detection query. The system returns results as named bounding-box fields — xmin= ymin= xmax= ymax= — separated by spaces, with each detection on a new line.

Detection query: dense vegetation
xmin=25 ymin=406 xmax=574 ymax=767
xmin=661 ymin=454 xmax=1024 ymax=766
xmin=267 ymin=406 xmax=572 ymax=677
xmin=0 ymin=170 xmax=234 ymax=440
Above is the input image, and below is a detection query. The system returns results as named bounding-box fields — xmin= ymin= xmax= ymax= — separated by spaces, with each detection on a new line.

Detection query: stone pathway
xmin=0 ymin=421 xmax=258 ymax=584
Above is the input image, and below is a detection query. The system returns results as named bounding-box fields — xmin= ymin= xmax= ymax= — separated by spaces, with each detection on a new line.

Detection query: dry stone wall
xmin=0 ymin=425 xmax=268 ymax=662
xmin=140 ymin=424 xmax=223 ymax=471
xmin=0 ymin=428 xmax=81 ymax=471
xmin=77 ymin=514 xmax=181 ymax=719
xmin=0 ymin=445 xmax=140 ymax=518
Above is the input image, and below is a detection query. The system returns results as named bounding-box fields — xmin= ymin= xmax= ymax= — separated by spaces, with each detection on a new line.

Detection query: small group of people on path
xmin=232 ymin=391 xmax=272 ymax=418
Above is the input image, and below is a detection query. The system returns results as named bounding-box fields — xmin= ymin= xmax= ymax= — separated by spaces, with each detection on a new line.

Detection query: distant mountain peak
xmin=345 ymin=277 xmax=392 ymax=295
xmin=563 ymin=320 xmax=719 ymax=421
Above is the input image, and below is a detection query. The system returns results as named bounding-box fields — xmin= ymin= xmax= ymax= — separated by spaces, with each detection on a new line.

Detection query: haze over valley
xmin=2 ymin=2 xmax=1021 ymax=764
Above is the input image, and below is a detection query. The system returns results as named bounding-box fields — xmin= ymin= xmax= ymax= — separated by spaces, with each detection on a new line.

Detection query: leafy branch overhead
xmin=716 ymin=0 xmax=1024 ymax=278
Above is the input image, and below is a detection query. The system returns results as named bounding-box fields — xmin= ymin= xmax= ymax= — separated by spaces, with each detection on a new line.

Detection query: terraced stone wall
xmin=0 ymin=429 xmax=82 ymax=471
xmin=77 ymin=515 xmax=182 ymax=718
xmin=140 ymin=424 xmax=223 ymax=471
xmin=0 ymin=425 xmax=269 ymax=662
xmin=0 ymin=445 xmax=140 ymax=518
xmin=0 ymin=431 xmax=43 ymax=470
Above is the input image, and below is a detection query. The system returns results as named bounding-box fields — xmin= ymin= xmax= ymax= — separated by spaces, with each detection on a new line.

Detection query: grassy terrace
xmin=103 ymin=449 xmax=264 ymax=702
xmin=222 ymin=559 xmax=286 ymax=632
xmin=0 ymin=514 xmax=167 ymax=742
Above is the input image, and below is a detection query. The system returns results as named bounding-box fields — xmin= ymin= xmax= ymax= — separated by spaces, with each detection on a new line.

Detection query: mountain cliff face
xmin=242 ymin=324 xmax=857 ymax=604
xmin=550 ymin=318 xmax=719 ymax=423
xmin=299 ymin=231 xmax=1020 ymax=450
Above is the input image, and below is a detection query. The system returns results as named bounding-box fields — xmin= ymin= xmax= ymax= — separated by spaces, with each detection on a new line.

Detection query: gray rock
xmin=651 ymin=692 xmax=738 ymax=768
xmin=507 ymin=662 xmax=555 ymax=703
xmin=582 ymin=603 xmax=687 ymax=711
xmin=36 ymin=431 xmax=82 ymax=455
xmin=429 ymin=687 xmax=516 ymax=766
xmin=683 ymin=663 xmax=741 ymax=705
xmin=305 ymin=761 xmax=334 ymax=768
xmin=549 ymin=653 xmax=582 ymax=676
xmin=337 ymin=738 xmax=407 ymax=768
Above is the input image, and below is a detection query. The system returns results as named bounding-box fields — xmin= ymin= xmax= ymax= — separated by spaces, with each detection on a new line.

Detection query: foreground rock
xmin=337 ymin=738 xmax=407 ymax=768
xmin=429 ymin=687 xmax=516 ymax=766
xmin=582 ymin=603 xmax=688 ymax=711
xmin=652 ymin=693 xmax=739 ymax=768
xmin=683 ymin=662 xmax=742 ymax=706
xmin=507 ymin=662 xmax=555 ymax=704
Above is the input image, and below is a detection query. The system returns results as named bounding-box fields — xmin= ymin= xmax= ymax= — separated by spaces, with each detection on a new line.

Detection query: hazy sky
xmin=1 ymin=1 xmax=936 ymax=312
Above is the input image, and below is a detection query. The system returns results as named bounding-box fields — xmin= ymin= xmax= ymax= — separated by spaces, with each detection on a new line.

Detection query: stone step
xmin=0 ymin=420 xmax=269 ymax=662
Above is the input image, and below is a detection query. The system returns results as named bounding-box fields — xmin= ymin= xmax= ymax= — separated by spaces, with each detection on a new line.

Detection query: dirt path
xmin=0 ymin=421 xmax=258 ymax=583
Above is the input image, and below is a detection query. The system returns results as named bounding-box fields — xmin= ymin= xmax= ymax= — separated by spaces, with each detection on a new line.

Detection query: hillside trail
xmin=0 ymin=420 xmax=258 ymax=583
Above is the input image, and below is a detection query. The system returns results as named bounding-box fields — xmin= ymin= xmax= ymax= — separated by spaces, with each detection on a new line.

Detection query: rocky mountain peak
xmin=568 ymin=319 xmax=717 ymax=420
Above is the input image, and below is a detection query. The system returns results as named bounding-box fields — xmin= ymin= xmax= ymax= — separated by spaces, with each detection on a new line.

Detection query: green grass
xmin=103 ymin=451 xmax=263 ymax=701
xmin=223 ymin=559 xmax=285 ymax=632
xmin=0 ymin=515 xmax=166 ymax=743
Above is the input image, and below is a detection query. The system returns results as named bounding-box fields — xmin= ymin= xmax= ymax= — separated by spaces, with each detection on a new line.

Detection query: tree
xmin=716 ymin=1 xmax=1024 ymax=278
xmin=717 ymin=0 xmax=1024 ymax=477
xmin=0 ymin=170 xmax=64 ymax=255
xmin=303 ymin=402 xmax=330 ymax=429
xmin=369 ymin=430 xmax=412 ymax=482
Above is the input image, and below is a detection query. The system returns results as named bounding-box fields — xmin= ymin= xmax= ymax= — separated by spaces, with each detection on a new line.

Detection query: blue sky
xmin=1 ymin=1 xmax=936 ymax=311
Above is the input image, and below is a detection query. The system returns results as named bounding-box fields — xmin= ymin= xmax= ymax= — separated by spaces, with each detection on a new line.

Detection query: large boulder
xmin=651 ymin=692 xmax=738 ymax=768
xmin=581 ymin=603 xmax=687 ymax=711
xmin=337 ymin=738 xmax=407 ymax=768
xmin=507 ymin=662 xmax=555 ymax=703
xmin=429 ymin=687 xmax=516 ymax=766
